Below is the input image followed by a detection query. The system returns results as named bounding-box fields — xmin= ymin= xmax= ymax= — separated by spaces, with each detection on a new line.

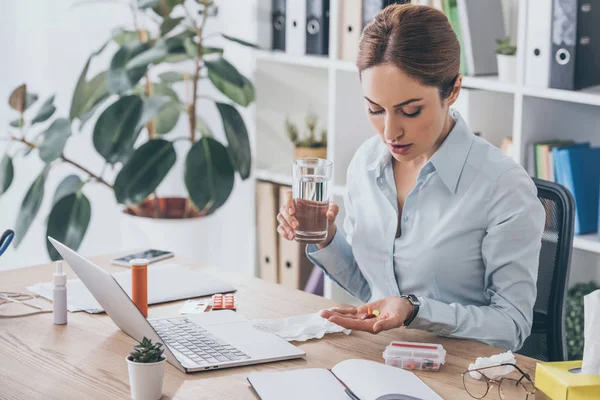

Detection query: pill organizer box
xmin=382 ymin=341 xmax=446 ymax=371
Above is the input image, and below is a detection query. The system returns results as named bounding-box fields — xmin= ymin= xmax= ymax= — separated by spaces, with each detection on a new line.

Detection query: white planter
xmin=119 ymin=211 xmax=226 ymax=266
xmin=126 ymin=356 xmax=166 ymax=400
xmin=496 ymin=54 xmax=517 ymax=84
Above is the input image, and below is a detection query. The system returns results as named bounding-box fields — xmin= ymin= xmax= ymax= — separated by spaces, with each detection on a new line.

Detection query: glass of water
xmin=292 ymin=158 xmax=333 ymax=243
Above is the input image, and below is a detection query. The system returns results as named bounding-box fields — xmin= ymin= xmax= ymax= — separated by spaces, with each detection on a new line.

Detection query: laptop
xmin=48 ymin=237 xmax=306 ymax=373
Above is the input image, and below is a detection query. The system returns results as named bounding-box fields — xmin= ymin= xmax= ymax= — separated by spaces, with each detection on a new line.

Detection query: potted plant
xmin=496 ymin=36 xmax=517 ymax=84
xmin=0 ymin=0 xmax=256 ymax=261
xmin=286 ymin=112 xmax=328 ymax=160
xmin=127 ymin=336 xmax=166 ymax=400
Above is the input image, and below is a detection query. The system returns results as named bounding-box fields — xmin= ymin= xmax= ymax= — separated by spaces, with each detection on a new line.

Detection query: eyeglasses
xmin=461 ymin=363 xmax=536 ymax=399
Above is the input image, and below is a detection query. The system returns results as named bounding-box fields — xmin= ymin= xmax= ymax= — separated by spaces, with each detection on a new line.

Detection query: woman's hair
xmin=357 ymin=4 xmax=461 ymax=99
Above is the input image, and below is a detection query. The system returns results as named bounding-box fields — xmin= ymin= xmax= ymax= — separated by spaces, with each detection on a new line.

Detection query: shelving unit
xmin=252 ymin=0 xmax=600 ymax=301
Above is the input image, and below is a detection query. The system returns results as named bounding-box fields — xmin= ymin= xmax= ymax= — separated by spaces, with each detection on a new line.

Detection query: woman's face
xmin=360 ymin=64 xmax=460 ymax=163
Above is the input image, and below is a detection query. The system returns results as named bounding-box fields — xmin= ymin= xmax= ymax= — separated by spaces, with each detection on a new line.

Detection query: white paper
xmin=468 ymin=351 xmax=516 ymax=380
xmin=178 ymin=300 xmax=209 ymax=314
xmin=248 ymin=369 xmax=348 ymax=400
xmin=26 ymin=264 xmax=235 ymax=313
xmin=252 ymin=313 xmax=351 ymax=341
xmin=582 ymin=289 xmax=600 ymax=374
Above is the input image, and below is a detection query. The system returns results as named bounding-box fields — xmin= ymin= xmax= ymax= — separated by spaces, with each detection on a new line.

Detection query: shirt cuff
xmin=406 ymin=297 xmax=453 ymax=336
xmin=305 ymin=229 xmax=352 ymax=276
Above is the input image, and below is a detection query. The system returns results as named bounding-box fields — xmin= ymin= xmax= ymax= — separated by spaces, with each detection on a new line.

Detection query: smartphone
xmin=111 ymin=249 xmax=175 ymax=267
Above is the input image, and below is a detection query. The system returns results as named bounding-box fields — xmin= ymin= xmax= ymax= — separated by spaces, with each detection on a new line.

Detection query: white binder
xmin=524 ymin=0 xmax=553 ymax=87
xmin=339 ymin=0 xmax=362 ymax=62
xmin=285 ymin=0 xmax=307 ymax=56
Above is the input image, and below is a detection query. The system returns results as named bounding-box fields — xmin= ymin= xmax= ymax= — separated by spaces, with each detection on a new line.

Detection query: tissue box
xmin=535 ymin=361 xmax=600 ymax=399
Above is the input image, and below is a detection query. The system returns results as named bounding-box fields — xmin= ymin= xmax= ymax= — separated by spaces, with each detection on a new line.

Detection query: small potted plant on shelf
xmin=286 ymin=112 xmax=327 ymax=160
xmin=496 ymin=36 xmax=517 ymax=84
xmin=127 ymin=336 xmax=167 ymax=400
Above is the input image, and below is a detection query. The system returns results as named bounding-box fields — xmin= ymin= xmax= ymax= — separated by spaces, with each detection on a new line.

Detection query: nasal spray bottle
xmin=53 ymin=261 xmax=68 ymax=325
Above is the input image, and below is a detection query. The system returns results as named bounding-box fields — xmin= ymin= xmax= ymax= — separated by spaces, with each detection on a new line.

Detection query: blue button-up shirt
xmin=307 ymin=110 xmax=545 ymax=351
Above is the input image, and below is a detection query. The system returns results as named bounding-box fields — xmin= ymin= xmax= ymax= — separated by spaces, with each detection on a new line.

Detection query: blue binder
xmin=552 ymin=144 xmax=599 ymax=234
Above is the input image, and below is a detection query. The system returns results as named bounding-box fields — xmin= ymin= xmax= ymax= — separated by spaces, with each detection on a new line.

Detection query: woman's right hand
xmin=276 ymin=190 xmax=339 ymax=249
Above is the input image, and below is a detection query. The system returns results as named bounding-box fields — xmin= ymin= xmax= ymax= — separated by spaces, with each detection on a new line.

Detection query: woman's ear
xmin=446 ymin=75 xmax=462 ymax=107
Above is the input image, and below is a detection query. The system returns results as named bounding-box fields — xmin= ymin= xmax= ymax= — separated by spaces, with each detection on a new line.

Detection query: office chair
xmin=517 ymin=179 xmax=575 ymax=362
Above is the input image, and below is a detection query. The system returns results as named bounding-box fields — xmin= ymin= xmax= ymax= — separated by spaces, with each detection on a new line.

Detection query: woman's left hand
xmin=319 ymin=296 xmax=414 ymax=334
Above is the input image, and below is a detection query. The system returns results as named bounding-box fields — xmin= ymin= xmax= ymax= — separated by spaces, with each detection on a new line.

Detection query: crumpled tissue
xmin=252 ymin=312 xmax=351 ymax=342
xmin=469 ymin=350 xmax=516 ymax=380
xmin=582 ymin=289 xmax=600 ymax=374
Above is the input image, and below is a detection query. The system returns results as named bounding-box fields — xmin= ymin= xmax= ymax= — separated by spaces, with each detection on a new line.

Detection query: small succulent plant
xmin=285 ymin=112 xmax=327 ymax=149
xmin=128 ymin=336 xmax=165 ymax=363
xmin=495 ymin=36 xmax=517 ymax=56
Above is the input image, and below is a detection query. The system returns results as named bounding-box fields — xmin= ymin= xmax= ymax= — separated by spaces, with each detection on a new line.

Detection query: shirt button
xmin=376 ymin=177 xmax=383 ymax=186
xmin=403 ymin=216 xmax=408 ymax=222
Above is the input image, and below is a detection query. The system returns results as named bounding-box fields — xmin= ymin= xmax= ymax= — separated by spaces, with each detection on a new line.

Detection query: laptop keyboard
xmin=150 ymin=317 xmax=250 ymax=366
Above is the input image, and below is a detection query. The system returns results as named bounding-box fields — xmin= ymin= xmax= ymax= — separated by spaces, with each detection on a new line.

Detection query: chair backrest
xmin=517 ymin=179 xmax=574 ymax=361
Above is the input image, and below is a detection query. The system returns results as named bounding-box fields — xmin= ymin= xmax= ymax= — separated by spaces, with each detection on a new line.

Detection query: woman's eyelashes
xmin=367 ymin=107 xmax=422 ymax=118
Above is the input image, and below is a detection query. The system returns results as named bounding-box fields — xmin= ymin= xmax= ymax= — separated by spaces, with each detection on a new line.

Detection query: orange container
xmin=130 ymin=258 xmax=149 ymax=317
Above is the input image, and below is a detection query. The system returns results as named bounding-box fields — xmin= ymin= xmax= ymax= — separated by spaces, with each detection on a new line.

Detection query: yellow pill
xmin=373 ymin=309 xmax=380 ymax=317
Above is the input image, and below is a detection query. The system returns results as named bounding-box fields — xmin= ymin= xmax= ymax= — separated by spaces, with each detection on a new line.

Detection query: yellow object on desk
xmin=535 ymin=360 xmax=600 ymax=399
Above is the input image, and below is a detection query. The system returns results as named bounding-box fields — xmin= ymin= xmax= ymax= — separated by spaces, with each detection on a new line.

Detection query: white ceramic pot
xmin=496 ymin=54 xmax=517 ymax=84
xmin=119 ymin=211 xmax=225 ymax=267
xmin=126 ymin=356 xmax=166 ymax=400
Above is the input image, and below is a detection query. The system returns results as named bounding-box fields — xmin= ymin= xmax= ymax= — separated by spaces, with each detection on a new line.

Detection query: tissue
xmin=252 ymin=312 xmax=351 ymax=342
xmin=582 ymin=289 xmax=600 ymax=375
xmin=468 ymin=351 xmax=516 ymax=380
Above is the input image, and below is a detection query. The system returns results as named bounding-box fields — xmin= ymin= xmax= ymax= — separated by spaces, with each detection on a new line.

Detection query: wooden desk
xmin=0 ymin=254 xmax=541 ymax=399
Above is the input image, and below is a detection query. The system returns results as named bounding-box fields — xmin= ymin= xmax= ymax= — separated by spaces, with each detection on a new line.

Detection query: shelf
xmin=254 ymin=50 xmax=331 ymax=69
xmin=462 ymin=76 xmax=517 ymax=94
xmin=573 ymin=234 xmax=600 ymax=253
xmin=522 ymin=85 xmax=600 ymax=107
xmin=255 ymin=168 xmax=293 ymax=186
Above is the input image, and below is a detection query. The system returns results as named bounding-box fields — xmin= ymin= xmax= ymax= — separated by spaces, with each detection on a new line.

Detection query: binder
xmin=278 ymin=185 xmax=314 ymax=290
xmin=524 ymin=0 xmax=553 ymax=87
xmin=272 ymin=0 xmax=286 ymax=51
xmin=552 ymin=144 xmax=599 ymax=235
xmin=339 ymin=0 xmax=362 ymax=62
xmin=256 ymin=181 xmax=280 ymax=283
xmin=306 ymin=0 xmax=330 ymax=56
xmin=362 ymin=0 xmax=410 ymax=28
xmin=457 ymin=0 xmax=506 ymax=76
xmin=550 ymin=0 xmax=600 ymax=90
xmin=285 ymin=0 xmax=306 ymax=55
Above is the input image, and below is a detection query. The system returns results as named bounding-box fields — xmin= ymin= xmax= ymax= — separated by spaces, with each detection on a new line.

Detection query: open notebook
xmin=247 ymin=359 xmax=443 ymax=400
xmin=26 ymin=263 xmax=235 ymax=313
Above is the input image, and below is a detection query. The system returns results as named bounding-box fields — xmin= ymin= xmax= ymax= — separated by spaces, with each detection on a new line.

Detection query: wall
xmin=0 ymin=0 xmax=257 ymax=275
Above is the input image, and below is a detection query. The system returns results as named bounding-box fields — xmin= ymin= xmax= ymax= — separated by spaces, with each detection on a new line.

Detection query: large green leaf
xmin=136 ymin=95 xmax=172 ymax=131
xmin=31 ymin=95 xmax=57 ymax=124
xmin=152 ymin=84 xmax=181 ymax=134
xmin=216 ymin=103 xmax=251 ymax=179
xmin=14 ymin=166 xmax=49 ymax=247
xmin=39 ymin=118 xmax=72 ymax=163
xmin=151 ymin=0 xmax=183 ymax=16
xmin=159 ymin=71 xmax=185 ymax=83
xmin=112 ymin=28 xmax=139 ymax=45
xmin=107 ymin=41 xmax=149 ymax=94
xmin=114 ymin=139 xmax=176 ymax=205
xmin=52 ymin=175 xmax=82 ymax=207
xmin=160 ymin=17 xmax=184 ymax=36
xmin=93 ymin=95 xmax=144 ymax=164
xmin=70 ymin=41 xmax=109 ymax=121
xmin=46 ymin=192 xmax=91 ymax=261
xmin=221 ymin=34 xmax=259 ymax=49
xmin=0 ymin=154 xmax=14 ymax=196
xmin=205 ymin=58 xmax=245 ymax=87
xmin=185 ymin=137 xmax=235 ymax=214
xmin=208 ymin=68 xmax=254 ymax=107
xmin=126 ymin=36 xmax=186 ymax=70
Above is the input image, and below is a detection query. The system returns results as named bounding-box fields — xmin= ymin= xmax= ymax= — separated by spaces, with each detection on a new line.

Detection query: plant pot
xmin=496 ymin=54 xmax=517 ymax=84
xmin=120 ymin=197 xmax=225 ymax=265
xmin=294 ymin=146 xmax=327 ymax=160
xmin=126 ymin=356 xmax=166 ymax=400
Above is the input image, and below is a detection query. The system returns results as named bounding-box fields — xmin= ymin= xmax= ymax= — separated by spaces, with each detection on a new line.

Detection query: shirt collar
xmin=367 ymin=109 xmax=474 ymax=193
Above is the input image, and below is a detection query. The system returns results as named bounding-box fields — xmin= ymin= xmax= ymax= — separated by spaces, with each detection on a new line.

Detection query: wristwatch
xmin=400 ymin=294 xmax=420 ymax=326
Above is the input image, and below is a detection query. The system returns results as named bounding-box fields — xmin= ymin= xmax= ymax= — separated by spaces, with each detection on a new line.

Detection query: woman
xmin=276 ymin=4 xmax=545 ymax=351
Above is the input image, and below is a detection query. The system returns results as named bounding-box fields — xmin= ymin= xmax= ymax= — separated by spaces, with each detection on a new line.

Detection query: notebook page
xmin=332 ymin=359 xmax=443 ymax=400
xmin=247 ymin=368 xmax=349 ymax=400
